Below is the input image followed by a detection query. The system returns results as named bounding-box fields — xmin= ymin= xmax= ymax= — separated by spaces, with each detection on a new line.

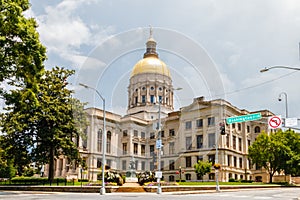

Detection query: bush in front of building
xmin=97 ymin=170 xmax=124 ymax=186
xmin=137 ymin=171 xmax=155 ymax=186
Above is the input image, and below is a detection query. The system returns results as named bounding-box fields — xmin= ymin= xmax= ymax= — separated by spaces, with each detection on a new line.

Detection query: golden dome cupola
xmin=127 ymin=28 xmax=174 ymax=120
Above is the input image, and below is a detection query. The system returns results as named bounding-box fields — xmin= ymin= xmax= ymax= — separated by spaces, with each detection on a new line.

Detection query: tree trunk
xmin=48 ymin=146 xmax=55 ymax=183
xmin=269 ymin=172 xmax=273 ymax=183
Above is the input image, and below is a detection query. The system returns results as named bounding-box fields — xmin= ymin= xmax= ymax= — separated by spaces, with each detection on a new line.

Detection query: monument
xmin=125 ymin=156 xmax=138 ymax=182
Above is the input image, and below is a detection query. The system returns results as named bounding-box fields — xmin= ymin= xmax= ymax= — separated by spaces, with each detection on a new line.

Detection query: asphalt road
xmin=1 ymin=188 xmax=300 ymax=200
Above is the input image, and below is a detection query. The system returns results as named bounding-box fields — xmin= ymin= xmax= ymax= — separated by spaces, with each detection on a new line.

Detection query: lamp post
xmin=260 ymin=66 xmax=300 ymax=73
xmin=156 ymin=100 xmax=162 ymax=194
xmin=278 ymin=92 xmax=288 ymax=119
xmin=79 ymin=83 xmax=106 ymax=195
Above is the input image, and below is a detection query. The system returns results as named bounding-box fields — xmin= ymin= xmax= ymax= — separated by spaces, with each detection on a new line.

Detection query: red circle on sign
xmin=269 ymin=116 xmax=282 ymax=128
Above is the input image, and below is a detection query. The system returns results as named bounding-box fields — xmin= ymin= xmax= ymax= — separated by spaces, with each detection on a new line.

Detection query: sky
xmin=27 ymin=0 xmax=300 ymax=123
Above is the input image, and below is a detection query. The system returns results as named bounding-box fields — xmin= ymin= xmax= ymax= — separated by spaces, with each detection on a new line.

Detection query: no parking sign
xmin=268 ymin=116 xmax=282 ymax=129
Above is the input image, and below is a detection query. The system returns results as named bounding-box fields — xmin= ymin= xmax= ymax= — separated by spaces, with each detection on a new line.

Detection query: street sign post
xmin=226 ymin=113 xmax=262 ymax=124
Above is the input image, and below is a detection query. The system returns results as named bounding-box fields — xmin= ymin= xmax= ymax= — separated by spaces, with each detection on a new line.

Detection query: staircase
xmin=116 ymin=182 xmax=145 ymax=193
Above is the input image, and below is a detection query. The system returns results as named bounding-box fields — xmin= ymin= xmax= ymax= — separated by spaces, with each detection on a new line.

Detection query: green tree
xmin=248 ymin=131 xmax=291 ymax=183
xmin=194 ymin=160 xmax=212 ymax=181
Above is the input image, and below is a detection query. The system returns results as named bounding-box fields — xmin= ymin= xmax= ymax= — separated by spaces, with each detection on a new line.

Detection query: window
xmin=134 ymin=143 xmax=138 ymax=155
xmin=150 ymin=132 xmax=155 ymax=139
xmin=208 ymin=117 xmax=215 ymax=126
xmin=135 ymin=160 xmax=138 ymax=170
xmin=247 ymin=139 xmax=251 ymax=148
xmin=150 ymin=86 xmax=154 ymax=90
xmin=233 ymin=135 xmax=236 ymax=150
xmin=208 ymin=133 xmax=215 ymax=148
xmin=185 ymin=174 xmax=191 ymax=180
xmin=150 ymin=162 xmax=154 ymax=171
xmin=122 ymin=160 xmax=126 ymax=170
xmin=160 ymin=161 xmax=164 ymax=170
xmin=247 ymin=125 xmax=250 ymax=133
xmin=169 ymin=160 xmax=175 ymax=170
xmin=238 ymin=138 xmax=242 ymax=151
xmin=226 ymin=134 xmax=229 ymax=147
xmin=185 ymin=121 xmax=192 ymax=129
xmin=141 ymin=161 xmax=145 ymax=170
xmin=150 ymin=145 xmax=155 ymax=155
xmin=135 ymin=96 xmax=138 ymax=104
xmin=232 ymin=123 xmax=235 ymax=129
xmin=238 ymin=123 xmax=241 ymax=131
xmin=196 ymin=119 xmax=203 ymax=128
xmin=186 ymin=156 xmax=192 ymax=167
xmin=122 ymin=143 xmax=127 ymax=155
xmin=169 ymin=129 xmax=175 ymax=136
xmin=254 ymin=126 xmax=261 ymax=133
xmin=160 ymin=131 xmax=164 ymax=138
xmin=227 ymin=155 xmax=231 ymax=166
xmin=150 ymin=95 xmax=155 ymax=103
xmin=196 ymin=135 xmax=203 ymax=149
xmin=123 ymin=130 xmax=128 ymax=137
xmin=208 ymin=155 xmax=215 ymax=164
xmin=158 ymin=95 xmax=162 ymax=103
xmin=141 ymin=145 xmax=145 ymax=156
xmin=97 ymin=129 xmax=102 ymax=152
xmin=169 ymin=142 xmax=175 ymax=155
xmin=142 ymin=95 xmax=146 ymax=103
xmin=107 ymin=159 xmax=111 ymax=169
xmin=134 ymin=130 xmax=138 ymax=137
xmin=106 ymin=131 xmax=111 ymax=154
xmin=169 ymin=175 xmax=175 ymax=182
xmin=209 ymin=173 xmax=215 ymax=180
xmin=186 ymin=136 xmax=192 ymax=150
xmin=97 ymin=158 xmax=102 ymax=168
xmin=239 ymin=157 xmax=243 ymax=168
xmin=234 ymin=156 xmax=237 ymax=167
xmin=141 ymin=132 xmax=146 ymax=138
xmin=197 ymin=156 xmax=203 ymax=162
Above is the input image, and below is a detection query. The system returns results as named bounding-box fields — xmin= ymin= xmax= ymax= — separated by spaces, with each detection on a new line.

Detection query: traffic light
xmin=219 ymin=122 xmax=226 ymax=135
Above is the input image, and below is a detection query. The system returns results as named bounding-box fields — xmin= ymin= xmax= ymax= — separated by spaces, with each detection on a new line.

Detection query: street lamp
xmin=156 ymin=100 xmax=162 ymax=194
xmin=260 ymin=66 xmax=300 ymax=73
xmin=79 ymin=83 xmax=106 ymax=195
xmin=278 ymin=92 xmax=288 ymax=119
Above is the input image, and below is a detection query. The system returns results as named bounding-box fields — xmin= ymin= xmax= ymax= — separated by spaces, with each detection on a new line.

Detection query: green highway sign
xmin=226 ymin=113 xmax=262 ymax=124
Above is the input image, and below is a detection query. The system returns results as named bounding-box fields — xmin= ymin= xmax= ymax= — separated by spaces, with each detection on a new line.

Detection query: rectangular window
xmin=169 ymin=160 xmax=175 ymax=170
xmin=197 ymin=135 xmax=203 ymax=149
xmin=150 ymin=145 xmax=155 ymax=155
xmin=226 ymin=134 xmax=230 ymax=147
xmin=247 ymin=139 xmax=251 ymax=148
xmin=150 ymin=95 xmax=155 ymax=103
xmin=158 ymin=95 xmax=162 ymax=103
xmin=196 ymin=119 xmax=203 ymax=128
xmin=169 ymin=129 xmax=175 ymax=136
xmin=141 ymin=132 xmax=146 ymax=138
xmin=150 ymin=132 xmax=155 ymax=139
xmin=233 ymin=135 xmax=237 ymax=150
xmin=160 ymin=161 xmax=164 ymax=170
xmin=239 ymin=157 xmax=243 ymax=168
xmin=123 ymin=130 xmax=128 ymax=137
xmin=208 ymin=117 xmax=215 ymax=126
xmin=135 ymin=96 xmax=138 ymax=104
xmin=238 ymin=123 xmax=241 ymax=131
xmin=141 ymin=161 xmax=145 ymax=170
xmin=239 ymin=138 xmax=242 ymax=151
xmin=197 ymin=156 xmax=203 ymax=162
xmin=134 ymin=130 xmax=138 ymax=137
xmin=141 ymin=145 xmax=145 ymax=156
xmin=134 ymin=143 xmax=138 ymax=155
xmin=107 ymin=159 xmax=111 ymax=168
xmin=234 ymin=156 xmax=237 ymax=167
xmin=208 ymin=155 xmax=215 ymax=164
xmin=122 ymin=143 xmax=127 ymax=155
xmin=186 ymin=136 xmax=192 ymax=150
xmin=97 ymin=158 xmax=102 ymax=168
xmin=227 ymin=155 xmax=231 ymax=166
xmin=150 ymin=162 xmax=154 ymax=171
xmin=122 ymin=160 xmax=126 ymax=170
xmin=135 ymin=160 xmax=138 ymax=170
xmin=208 ymin=133 xmax=215 ymax=148
xmin=186 ymin=156 xmax=192 ymax=168
xmin=169 ymin=175 xmax=175 ymax=182
xmin=160 ymin=131 xmax=164 ymax=138
xmin=185 ymin=121 xmax=192 ymax=130
xmin=142 ymin=95 xmax=146 ymax=103
xmin=247 ymin=125 xmax=250 ymax=133
xmin=169 ymin=142 xmax=175 ymax=155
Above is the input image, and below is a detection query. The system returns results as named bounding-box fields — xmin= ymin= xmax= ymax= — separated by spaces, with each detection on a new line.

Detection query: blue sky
xmin=27 ymin=0 xmax=300 ymax=121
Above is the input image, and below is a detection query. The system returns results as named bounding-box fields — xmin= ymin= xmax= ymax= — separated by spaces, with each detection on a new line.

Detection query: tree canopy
xmin=194 ymin=160 xmax=212 ymax=180
xmin=248 ymin=129 xmax=300 ymax=183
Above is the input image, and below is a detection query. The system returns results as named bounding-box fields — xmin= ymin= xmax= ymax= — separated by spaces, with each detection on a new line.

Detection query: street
xmin=1 ymin=188 xmax=300 ymax=200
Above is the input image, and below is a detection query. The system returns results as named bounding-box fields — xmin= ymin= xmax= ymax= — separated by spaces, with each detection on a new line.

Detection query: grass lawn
xmin=178 ymin=181 xmax=268 ymax=186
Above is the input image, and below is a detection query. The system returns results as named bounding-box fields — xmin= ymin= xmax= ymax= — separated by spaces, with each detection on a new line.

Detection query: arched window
xmin=254 ymin=126 xmax=261 ymax=133
xmin=107 ymin=131 xmax=111 ymax=154
xmin=97 ymin=129 xmax=102 ymax=152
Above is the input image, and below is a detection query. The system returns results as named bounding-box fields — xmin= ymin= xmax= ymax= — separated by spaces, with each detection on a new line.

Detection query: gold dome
xmin=131 ymin=57 xmax=170 ymax=77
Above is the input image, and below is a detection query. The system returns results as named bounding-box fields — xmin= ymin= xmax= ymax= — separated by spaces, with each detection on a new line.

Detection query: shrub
xmin=137 ymin=171 xmax=155 ymax=186
xmin=229 ymin=178 xmax=236 ymax=182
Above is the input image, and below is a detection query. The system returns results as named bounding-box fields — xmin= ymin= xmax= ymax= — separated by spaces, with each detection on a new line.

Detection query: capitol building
xmin=54 ymin=31 xmax=275 ymax=183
